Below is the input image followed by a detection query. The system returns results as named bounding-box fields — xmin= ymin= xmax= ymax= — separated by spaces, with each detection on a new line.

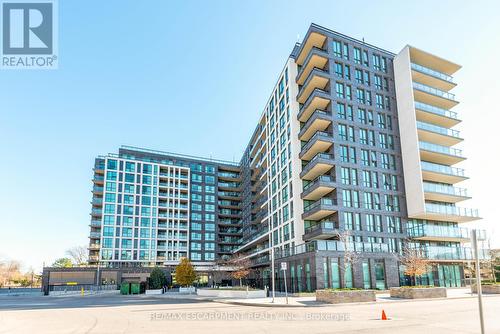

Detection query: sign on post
xmin=280 ymin=262 xmax=287 ymax=271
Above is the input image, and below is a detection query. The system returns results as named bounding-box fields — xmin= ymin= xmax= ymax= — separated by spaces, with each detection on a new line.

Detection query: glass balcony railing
xmin=414 ymin=101 xmax=458 ymax=120
xmin=422 ymin=245 xmax=489 ymax=261
xmin=92 ymin=186 xmax=104 ymax=193
xmin=419 ymin=141 xmax=463 ymax=157
xmin=89 ymin=231 xmax=101 ymax=238
xmin=408 ymin=224 xmax=470 ymax=239
xmin=276 ymin=239 xmax=389 ymax=258
xmin=303 ymin=175 xmax=335 ymax=191
xmin=420 ymin=161 xmax=465 ymax=178
xmin=304 ymin=198 xmax=337 ymax=212
xmin=411 ymin=63 xmax=454 ymax=83
xmin=300 ymin=131 xmax=332 ymax=155
xmin=218 ymin=172 xmax=240 ymax=179
xmin=413 ymin=82 xmax=456 ymax=101
xmin=417 ymin=121 xmax=460 ymax=138
xmin=423 ymin=182 xmax=468 ymax=197
xmin=304 ymin=221 xmax=337 ymax=234
xmin=425 ymin=203 xmax=479 ymax=218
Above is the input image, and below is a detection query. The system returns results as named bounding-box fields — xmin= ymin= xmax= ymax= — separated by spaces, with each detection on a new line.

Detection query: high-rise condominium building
xmin=87 ymin=23 xmax=487 ymax=291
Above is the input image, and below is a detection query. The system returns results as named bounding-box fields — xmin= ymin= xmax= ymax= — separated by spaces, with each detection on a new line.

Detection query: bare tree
xmin=228 ymin=254 xmax=252 ymax=287
xmin=66 ymin=246 xmax=88 ymax=266
xmin=0 ymin=260 xmax=22 ymax=287
xmin=338 ymin=230 xmax=361 ymax=287
xmin=210 ymin=258 xmax=230 ymax=287
xmin=399 ymin=242 xmax=429 ymax=286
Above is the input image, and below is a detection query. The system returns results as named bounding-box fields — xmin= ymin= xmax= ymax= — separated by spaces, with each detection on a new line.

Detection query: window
xmin=335 ymin=82 xmax=345 ymax=99
xmin=205 ymin=165 xmax=215 ymax=173
xmin=360 ymin=129 xmax=368 ymax=145
xmin=125 ymin=162 xmax=135 ymax=172
xmin=191 ymin=232 xmax=202 ymax=240
xmin=190 ymin=253 xmax=201 ymax=261
xmin=336 ymin=103 xmax=346 ymax=119
xmin=205 ymin=175 xmax=215 ymax=184
xmin=355 ymin=69 xmax=363 ymax=84
xmin=373 ymin=54 xmax=381 ymax=71
xmin=362 ymin=50 xmax=369 ymax=66
xmin=376 ymin=94 xmax=384 ymax=109
xmin=343 ymin=43 xmax=349 ymax=60
xmin=105 ymin=193 xmax=116 ymax=203
xmin=191 ymin=173 xmax=202 ymax=182
xmin=338 ymin=124 xmax=347 ymax=141
xmin=353 ymin=47 xmax=361 ymax=64
xmin=107 ymin=159 xmax=117 ymax=170
xmin=356 ymin=88 xmax=365 ymax=104
xmin=374 ymin=75 xmax=382 ymax=90
xmin=335 ymin=62 xmax=343 ymax=77
xmin=333 ymin=40 xmax=342 ymax=57
xmin=104 ymin=204 xmax=115 ymax=214
xmin=205 ymin=253 xmax=215 ymax=261
xmin=364 ymin=71 xmax=370 ymax=86
xmin=106 ymin=171 xmax=117 ymax=181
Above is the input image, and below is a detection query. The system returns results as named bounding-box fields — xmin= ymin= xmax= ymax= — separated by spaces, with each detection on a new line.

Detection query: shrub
xmin=149 ymin=267 xmax=166 ymax=289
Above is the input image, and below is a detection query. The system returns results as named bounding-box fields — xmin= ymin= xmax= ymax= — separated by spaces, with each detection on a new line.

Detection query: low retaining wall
xmin=471 ymin=284 xmax=500 ymax=294
xmin=145 ymin=289 xmax=163 ymax=295
xmin=315 ymin=290 xmax=376 ymax=304
xmin=197 ymin=288 xmax=266 ymax=298
xmin=390 ymin=287 xmax=446 ymax=299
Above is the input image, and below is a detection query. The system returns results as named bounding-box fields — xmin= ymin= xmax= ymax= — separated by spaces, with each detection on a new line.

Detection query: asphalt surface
xmin=1 ymin=293 xmax=499 ymax=333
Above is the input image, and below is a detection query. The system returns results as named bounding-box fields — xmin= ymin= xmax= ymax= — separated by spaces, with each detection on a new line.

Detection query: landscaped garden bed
xmin=390 ymin=286 xmax=446 ymax=299
xmin=316 ymin=289 xmax=376 ymax=304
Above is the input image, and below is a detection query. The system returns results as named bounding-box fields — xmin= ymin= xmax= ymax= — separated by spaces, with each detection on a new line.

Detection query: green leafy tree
xmin=175 ymin=257 xmax=196 ymax=287
xmin=149 ymin=267 xmax=166 ymax=289
xmin=52 ymin=258 xmax=73 ymax=268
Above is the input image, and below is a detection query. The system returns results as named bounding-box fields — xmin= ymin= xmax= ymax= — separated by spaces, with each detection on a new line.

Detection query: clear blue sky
xmin=1 ymin=0 xmax=499 ymax=272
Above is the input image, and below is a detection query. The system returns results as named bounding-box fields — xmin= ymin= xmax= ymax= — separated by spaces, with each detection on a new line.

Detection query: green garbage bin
xmin=131 ymin=283 xmax=140 ymax=294
xmin=120 ymin=283 xmax=130 ymax=295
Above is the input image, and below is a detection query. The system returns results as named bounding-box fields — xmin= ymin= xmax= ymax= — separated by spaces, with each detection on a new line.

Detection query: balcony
xmin=93 ymin=175 xmax=104 ymax=185
xmin=88 ymin=244 xmax=100 ymax=250
xmin=89 ymin=231 xmax=101 ymax=239
xmin=303 ymin=221 xmax=338 ymax=240
xmin=416 ymin=121 xmax=462 ymax=146
xmin=423 ymin=182 xmax=470 ymax=203
xmin=419 ymin=141 xmax=465 ymax=165
xmin=420 ymin=161 xmax=467 ymax=184
xmin=302 ymin=198 xmax=337 ymax=221
xmin=218 ymin=191 xmax=240 ymax=200
xmin=300 ymin=153 xmax=334 ymax=180
xmin=411 ymin=62 xmax=456 ymax=91
xmin=296 ymin=31 xmax=327 ymax=65
xmin=92 ymin=186 xmax=104 ymax=195
xmin=414 ymin=101 xmax=461 ymax=128
xmin=413 ymin=81 xmax=458 ymax=109
xmin=276 ymin=239 xmax=389 ymax=258
xmin=408 ymin=224 xmax=477 ymax=242
xmin=297 ymin=68 xmax=330 ymax=104
xmin=90 ymin=208 xmax=102 ymax=217
xmin=423 ymin=203 xmax=480 ymax=223
xmin=301 ymin=175 xmax=336 ymax=201
xmin=298 ymin=110 xmax=332 ymax=141
xmin=218 ymin=171 xmax=241 ymax=181
xmin=92 ymin=198 xmax=103 ymax=206
xmin=298 ymin=88 xmax=331 ymax=122
xmin=296 ymin=47 xmax=329 ymax=85
xmin=421 ymin=245 xmax=489 ymax=261
xmin=90 ymin=219 xmax=101 ymax=227
xmin=299 ymin=131 xmax=334 ymax=161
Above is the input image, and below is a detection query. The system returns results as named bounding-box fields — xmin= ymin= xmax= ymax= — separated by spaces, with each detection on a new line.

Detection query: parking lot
xmin=1 ymin=292 xmax=499 ymax=333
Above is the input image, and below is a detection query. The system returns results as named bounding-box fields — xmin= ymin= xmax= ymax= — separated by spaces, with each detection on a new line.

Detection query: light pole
xmin=472 ymin=229 xmax=485 ymax=334
xmin=271 ymin=234 xmax=275 ymax=303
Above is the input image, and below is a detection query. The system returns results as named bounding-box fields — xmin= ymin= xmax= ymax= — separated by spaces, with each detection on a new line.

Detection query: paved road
xmin=1 ymin=294 xmax=499 ymax=333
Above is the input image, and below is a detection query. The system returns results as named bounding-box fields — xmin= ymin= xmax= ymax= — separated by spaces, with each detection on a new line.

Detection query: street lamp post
xmin=471 ymin=229 xmax=485 ymax=334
